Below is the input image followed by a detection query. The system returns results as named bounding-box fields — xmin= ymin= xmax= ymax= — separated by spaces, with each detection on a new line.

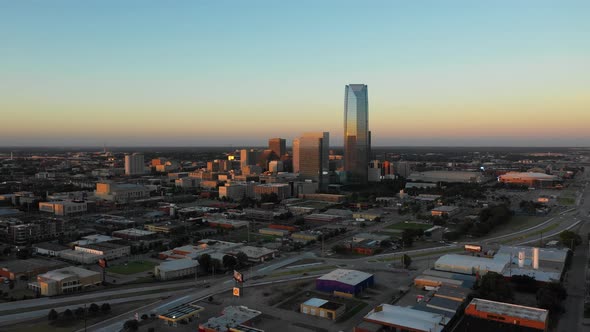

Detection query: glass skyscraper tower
xmin=344 ymin=84 xmax=370 ymax=184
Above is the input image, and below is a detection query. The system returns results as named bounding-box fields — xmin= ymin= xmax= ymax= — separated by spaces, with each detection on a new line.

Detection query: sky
xmin=1 ymin=0 xmax=589 ymax=147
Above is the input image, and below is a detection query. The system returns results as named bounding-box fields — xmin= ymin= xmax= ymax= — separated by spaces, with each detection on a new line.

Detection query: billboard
xmin=233 ymin=270 xmax=244 ymax=283
xmin=464 ymin=244 xmax=482 ymax=252
xmin=233 ymin=287 xmax=240 ymax=297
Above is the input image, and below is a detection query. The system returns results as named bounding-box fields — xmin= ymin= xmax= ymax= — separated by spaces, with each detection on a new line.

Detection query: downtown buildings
xmin=344 ymin=84 xmax=370 ymax=184
xmin=293 ymin=132 xmax=330 ymax=189
xmin=124 ymin=153 xmax=146 ymax=176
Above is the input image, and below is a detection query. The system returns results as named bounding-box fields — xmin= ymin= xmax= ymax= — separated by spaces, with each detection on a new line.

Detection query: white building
xmin=155 ymin=259 xmax=199 ymax=281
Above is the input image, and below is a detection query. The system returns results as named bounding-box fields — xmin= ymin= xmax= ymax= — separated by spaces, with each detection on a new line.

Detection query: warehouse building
xmin=408 ymin=171 xmax=486 ymax=184
xmin=33 ymin=242 xmax=70 ymax=257
xmin=316 ymin=269 xmax=374 ymax=295
xmin=357 ymin=304 xmax=449 ymax=332
xmin=434 ymin=254 xmax=508 ymax=276
xmin=28 ymin=266 xmax=101 ymax=296
xmin=457 ymin=298 xmax=549 ymax=332
xmin=74 ymin=242 xmax=130 ymax=260
xmin=258 ymin=228 xmax=290 ymax=237
xmin=112 ymin=228 xmax=157 ymax=240
xmin=155 ymin=259 xmax=199 ymax=281
xmin=300 ymin=298 xmax=345 ymax=321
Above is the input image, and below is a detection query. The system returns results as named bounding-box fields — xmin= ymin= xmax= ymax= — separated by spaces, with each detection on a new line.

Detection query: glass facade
xmin=294 ymin=132 xmax=329 ymax=189
xmin=344 ymin=84 xmax=369 ymax=184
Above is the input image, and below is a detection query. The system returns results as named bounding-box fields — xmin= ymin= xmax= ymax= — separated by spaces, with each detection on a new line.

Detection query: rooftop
xmin=33 ymin=242 xmax=70 ymax=252
xmin=158 ymin=259 xmax=199 ymax=272
xmin=200 ymin=306 xmax=262 ymax=330
xmin=318 ymin=269 xmax=373 ymax=286
xmin=467 ymin=298 xmax=548 ymax=323
xmin=39 ymin=266 xmax=100 ymax=281
xmin=159 ymin=301 xmax=204 ymax=322
xmin=363 ymin=304 xmax=449 ymax=332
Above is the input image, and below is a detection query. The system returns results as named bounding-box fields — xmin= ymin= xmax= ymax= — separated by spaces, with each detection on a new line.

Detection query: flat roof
xmin=499 ymin=172 xmax=558 ymax=180
xmin=112 ymin=228 xmax=156 ymax=236
xmin=33 ymin=242 xmax=70 ymax=252
xmin=318 ymin=269 xmax=373 ymax=286
xmin=434 ymin=254 xmax=508 ymax=274
xmin=363 ymin=304 xmax=449 ymax=332
xmin=467 ymin=298 xmax=548 ymax=323
xmin=497 ymin=245 xmax=569 ymax=263
xmin=159 ymin=301 xmax=204 ymax=322
xmin=158 ymin=259 xmax=199 ymax=272
xmin=303 ymin=298 xmax=328 ymax=307
xmin=200 ymin=306 xmax=261 ymax=330
xmin=0 ymin=258 xmax=66 ymax=273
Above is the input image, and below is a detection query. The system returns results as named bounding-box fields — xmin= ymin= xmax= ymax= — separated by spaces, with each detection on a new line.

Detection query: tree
xmin=235 ymin=251 xmax=249 ymax=268
xmin=198 ymin=253 xmax=212 ymax=272
xmin=89 ymin=303 xmax=100 ymax=315
xmin=210 ymin=258 xmax=222 ymax=273
xmin=75 ymin=307 xmax=85 ymax=319
xmin=141 ymin=314 xmax=148 ymax=320
xmin=402 ymin=254 xmax=412 ymax=268
xmin=511 ymin=275 xmax=537 ymax=293
xmin=222 ymin=255 xmax=238 ymax=271
xmin=331 ymin=244 xmax=348 ymax=254
xmin=476 ymin=272 xmax=513 ymax=302
xmin=559 ymin=230 xmax=582 ymax=249
xmin=101 ymin=303 xmax=111 ymax=313
xmin=63 ymin=309 xmax=73 ymax=319
xmin=401 ymin=230 xmax=414 ymax=247
xmin=48 ymin=309 xmax=58 ymax=321
xmin=123 ymin=319 xmax=139 ymax=331
xmin=537 ymin=282 xmax=567 ymax=313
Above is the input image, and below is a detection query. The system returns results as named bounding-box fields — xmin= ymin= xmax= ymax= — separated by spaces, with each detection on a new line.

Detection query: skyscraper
xmin=268 ymin=138 xmax=286 ymax=158
xmin=344 ymin=84 xmax=370 ymax=184
xmin=124 ymin=153 xmax=145 ymax=176
xmin=293 ymin=132 xmax=329 ymax=189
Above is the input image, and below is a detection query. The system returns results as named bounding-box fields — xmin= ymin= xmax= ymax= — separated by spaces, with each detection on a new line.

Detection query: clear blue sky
xmin=1 ymin=1 xmax=589 ymax=146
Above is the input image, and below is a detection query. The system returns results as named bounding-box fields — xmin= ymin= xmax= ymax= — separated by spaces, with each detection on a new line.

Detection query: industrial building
xmin=94 ymin=181 xmax=151 ymax=203
xmin=458 ymin=298 xmax=549 ymax=332
xmin=38 ymin=200 xmax=88 ymax=216
xmin=316 ymin=269 xmax=374 ymax=295
xmin=112 ymin=228 xmax=157 ymax=240
xmin=434 ymin=254 xmax=508 ymax=276
xmin=28 ymin=266 xmax=101 ymax=296
xmin=155 ymin=259 xmax=199 ymax=281
xmin=300 ymin=298 xmax=345 ymax=320
xmin=498 ymin=172 xmax=561 ymax=188
xmin=356 ymin=304 xmax=449 ymax=332
xmin=74 ymin=242 xmax=130 ymax=260
xmin=33 ymin=242 xmax=70 ymax=257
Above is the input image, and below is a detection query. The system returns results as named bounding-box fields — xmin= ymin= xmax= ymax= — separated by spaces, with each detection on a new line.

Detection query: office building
xmin=268 ymin=138 xmax=286 ymax=158
xmin=293 ymin=132 xmax=329 ymax=189
xmin=94 ymin=181 xmax=151 ymax=203
xmin=344 ymin=84 xmax=370 ymax=184
xmin=124 ymin=153 xmax=145 ymax=176
xmin=240 ymin=149 xmax=258 ymax=168
xmin=28 ymin=266 xmax=101 ymax=296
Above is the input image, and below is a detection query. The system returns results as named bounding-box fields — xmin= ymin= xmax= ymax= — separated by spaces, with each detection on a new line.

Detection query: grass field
xmin=386 ymin=222 xmax=432 ymax=231
xmin=558 ymin=197 xmax=576 ymax=205
xmin=107 ymin=260 xmax=157 ymax=275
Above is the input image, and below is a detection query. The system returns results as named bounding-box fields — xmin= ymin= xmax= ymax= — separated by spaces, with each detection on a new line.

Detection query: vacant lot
xmin=107 ymin=260 xmax=157 ymax=275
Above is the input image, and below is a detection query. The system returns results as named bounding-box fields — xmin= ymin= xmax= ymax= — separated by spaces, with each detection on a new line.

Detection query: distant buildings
xmin=39 ymin=200 xmax=88 ymax=216
xmin=356 ymin=304 xmax=449 ymax=332
xmin=268 ymin=137 xmax=286 ymax=158
xmin=124 ymin=153 xmax=145 ymax=176
xmin=344 ymin=84 xmax=370 ymax=184
xmin=498 ymin=172 xmax=561 ymax=188
xmin=407 ymin=171 xmax=486 ymax=184
xmin=199 ymin=306 xmax=262 ymax=332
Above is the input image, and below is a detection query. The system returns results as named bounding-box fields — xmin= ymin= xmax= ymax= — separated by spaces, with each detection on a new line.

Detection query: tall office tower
xmin=268 ymin=138 xmax=286 ymax=158
xmin=124 ymin=153 xmax=145 ymax=176
xmin=293 ymin=132 xmax=329 ymax=189
xmin=344 ymin=84 xmax=370 ymax=184
xmin=240 ymin=149 xmax=258 ymax=168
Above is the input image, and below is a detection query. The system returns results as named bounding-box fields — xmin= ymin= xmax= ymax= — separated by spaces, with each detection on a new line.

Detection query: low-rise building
xmin=94 ymin=182 xmax=151 ymax=203
xmin=357 ymin=304 xmax=449 ymax=332
xmin=39 ymin=200 xmax=88 ymax=216
xmin=0 ymin=258 xmax=67 ymax=281
xmin=258 ymin=228 xmax=290 ymax=237
xmin=112 ymin=228 xmax=157 ymax=240
xmin=33 ymin=242 xmax=70 ymax=257
xmin=300 ymin=298 xmax=345 ymax=321
xmin=199 ymin=306 xmax=262 ymax=332
xmin=155 ymin=259 xmax=199 ymax=281
xmin=75 ymin=242 xmax=130 ymax=260
xmin=28 ymin=266 xmax=101 ymax=296
xmin=159 ymin=301 xmax=204 ymax=327
xmin=431 ymin=206 xmax=460 ymax=218
xmin=59 ymin=250 xmax=104 ymax=264
xmin=462 ymin=298 xmax=548 ymax=332
xmin=316 ymin=269 xmax=374 ymax=295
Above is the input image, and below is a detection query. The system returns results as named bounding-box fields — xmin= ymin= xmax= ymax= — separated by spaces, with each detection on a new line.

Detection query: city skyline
xmin=1 ymin=1 xmax=589 ymax=147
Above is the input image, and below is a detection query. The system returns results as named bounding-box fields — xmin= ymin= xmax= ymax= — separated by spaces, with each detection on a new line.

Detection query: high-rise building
xmin=344 ymin=84 xmax=370 ymax=184
xmin=293 ymin=132 xmax=329 ymax=189
xmin=240 ymin=149 xmax=258 ymax=168
xmin=268 ymin=138 xmax=286 ymax=158
xmin=124 ymin=153 xmax=145 ymax=176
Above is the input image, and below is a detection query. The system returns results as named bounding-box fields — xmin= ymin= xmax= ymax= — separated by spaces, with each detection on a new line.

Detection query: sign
xmin=233 ymin=270 xmax=244 ymax=283
xmin=134 ymin=312 xmax=139 ymax=321
xmin=464 ymin=244 xmax=482 ymax=252
xmin=233 ymin=287 xmax=240 ymax=297
xmin=98 ymin=258 xmax=108 ymax=269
